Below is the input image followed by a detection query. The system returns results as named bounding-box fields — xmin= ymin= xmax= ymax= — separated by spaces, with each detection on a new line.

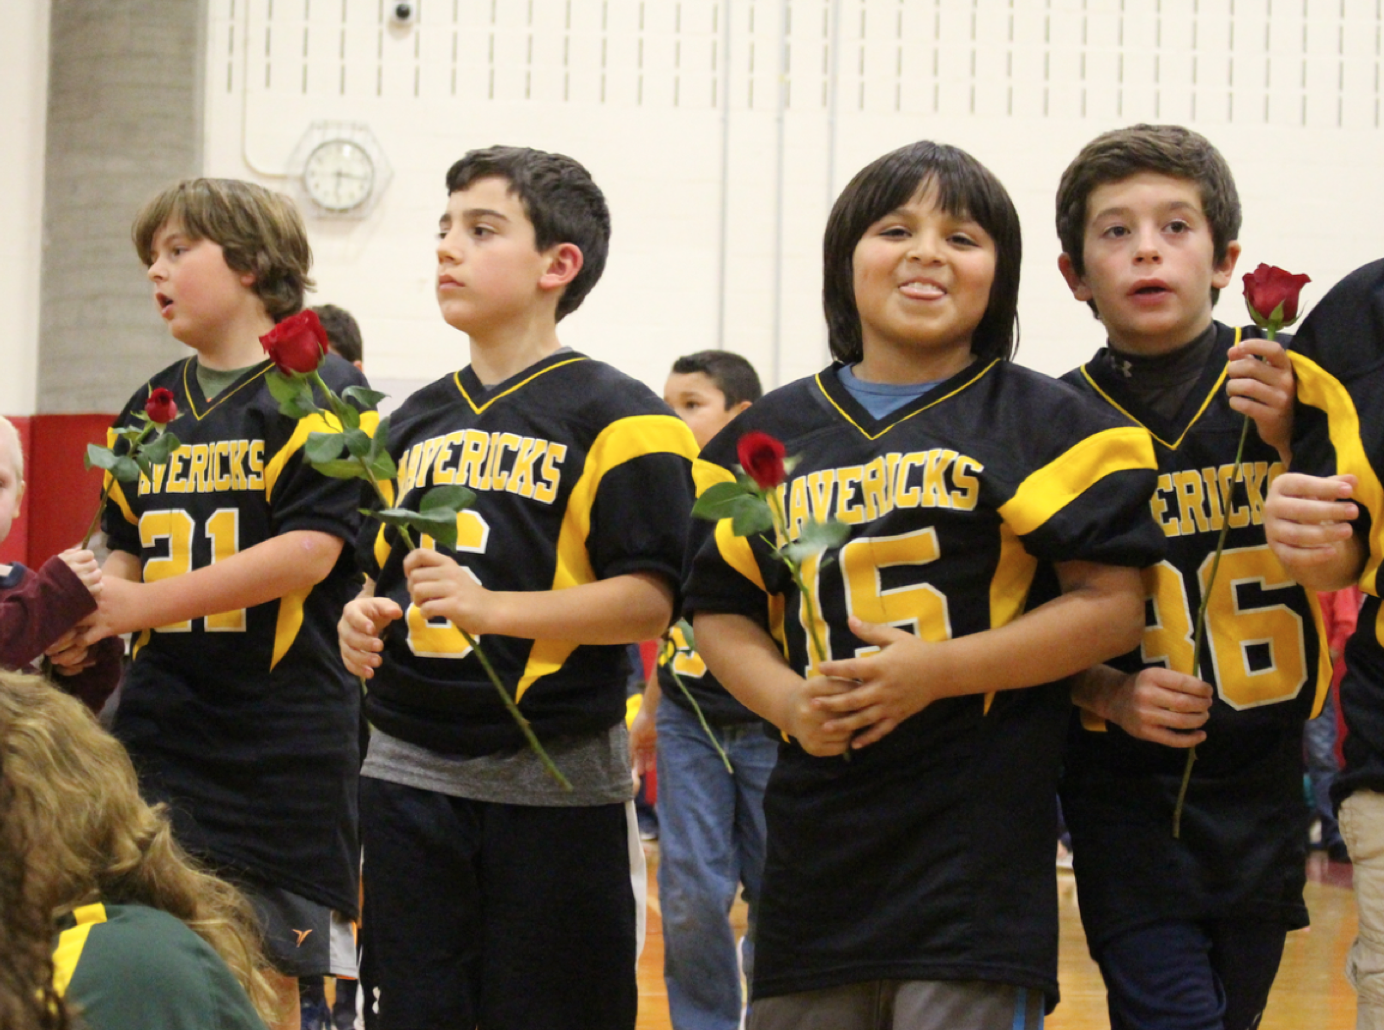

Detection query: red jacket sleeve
xmin=0 ymin=557 xmax=98 ymax=669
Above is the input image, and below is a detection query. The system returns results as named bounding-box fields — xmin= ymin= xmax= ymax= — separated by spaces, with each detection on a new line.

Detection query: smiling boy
xmin=337 ymin=146 xmax=697 ymax=1030
xmin=1055 ymin=125 xmax=1330 ymax=1030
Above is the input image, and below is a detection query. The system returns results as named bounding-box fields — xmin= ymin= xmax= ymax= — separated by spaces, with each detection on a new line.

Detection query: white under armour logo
xmin=1115 ymin=359 xmax=1133 ymax=378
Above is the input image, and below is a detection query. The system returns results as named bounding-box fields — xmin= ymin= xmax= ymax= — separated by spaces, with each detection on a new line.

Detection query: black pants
xmin=359 ymin=777 xmax=637 ymax=1030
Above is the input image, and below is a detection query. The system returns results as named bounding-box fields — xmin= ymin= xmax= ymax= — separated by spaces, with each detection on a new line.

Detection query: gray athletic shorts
xmin=748 ymin=980 xmax=1045 ymax=1030
xmin=240 ymin=880 xmax=358 ymax=979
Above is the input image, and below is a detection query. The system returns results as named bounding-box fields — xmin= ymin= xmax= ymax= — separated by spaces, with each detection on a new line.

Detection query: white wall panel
xmin=200 ymin=0 xmax=1384 ymax=407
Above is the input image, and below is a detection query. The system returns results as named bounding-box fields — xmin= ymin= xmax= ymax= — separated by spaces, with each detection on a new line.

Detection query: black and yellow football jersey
xmin=1287 ymin=259 xmax=1384 ymax=804
xmin=684 ymin=359 xmax=1163 ymax=1005
xmin=1060 ymin=322 xmax=1328 ymax=949
xmin=656 ymin=623 xmax=758 ymax=725
xmin=102 ymin=353 xmax=372 ymax=916
xmin=358 ymin=351 xmax=698 ymax=757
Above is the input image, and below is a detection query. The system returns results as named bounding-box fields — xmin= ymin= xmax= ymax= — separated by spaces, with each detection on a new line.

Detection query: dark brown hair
xmin=823 ymin=141 xmax=1022 ymax=365
xmin=1056 ymin=124 xmax=1241 ymax=307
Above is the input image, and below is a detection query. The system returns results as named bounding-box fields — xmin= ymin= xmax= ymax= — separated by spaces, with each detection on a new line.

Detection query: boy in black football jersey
xmin=1055 ymin=124 xmax=1330 ymax=1030
xmin=629 ymin=350 xmax=774 ymax=1030
xmin=1263 ymin=262 xmax=1384 ymax=1028
xmin=684 ymin=141 xmax=1163 ymax=1029
xmin=336 ymin=146 xmax=696 ymax=1030
xmin=54 ymin=178 xmax=374 ymax=1025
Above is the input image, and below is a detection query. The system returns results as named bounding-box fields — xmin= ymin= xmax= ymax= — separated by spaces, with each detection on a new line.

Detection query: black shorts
xmin=359 ymin=777 xmax=637 ymax=1030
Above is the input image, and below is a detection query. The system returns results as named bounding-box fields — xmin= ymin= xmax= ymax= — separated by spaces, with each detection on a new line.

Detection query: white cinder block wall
xmin=23 ymin=0 xmax=1384 ymax=414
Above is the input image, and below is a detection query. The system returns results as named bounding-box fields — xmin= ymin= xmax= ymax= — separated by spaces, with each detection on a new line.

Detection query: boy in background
xmin=313 ymin=304 xmax=363 ymax=370
xmin=0 ymin=415 xmax=121 ymax=713
xmin=64 ymin=178 xmax=372 ymax=1029
xmin=338 ymin=146 xmax=697 ymax=1030
xmin=630 ymin=349 xmax=773 ymax=1030
xmin=1055 ymin=124 xmax=1329 ymax=1030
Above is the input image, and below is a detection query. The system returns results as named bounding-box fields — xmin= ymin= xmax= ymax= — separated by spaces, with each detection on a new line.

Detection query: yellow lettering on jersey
xmin=835 ymin=466 xmax=865 ymax=524
xmin=1173 ymin=470 xmax=1211 ymax=535
xmin=950 ymin=456 xmax=981 ymax=511
xmin=489 ymin=433 xmax=522 ymax=491
xmin=1201 ymin=466 xmax=1225 ymax=530
xmin=860 ymin=457 xmax=890 ymax=521
xmin=1218 ymin=464 xmax=1250 ymax=529
xmin=894 ymin=452 xmax=924 ymax=508
xmin=533 ymin=443 xmax=566 ymax=505
xmin=885 ymin=454 xmax=903 ymax=511
xmin=920 ymin=449 xmax=956 ymax=509
xmin=507 ymin=437 xmax=546 ymax=499
xmin=247 ymin=440 xmax=265 ymax=491
xmin=432 ymin=431 xmax=465 ymax=485
xmin=483 ymin=432 xmax=506 ymax=489
xmin=1243 ymin=461 xmax=1275 ymax=525
xmin=807 ymin=469 xmax=836 ymax=522
xmin=212 ymin=441 xmax=232 ymax=491
xmin=188 ymin=444 xmax=211 ymax=494
xmin=459 ymin=430 xmax=490 ymax=490
xmin=414 ymin=438 xmax=446 ymax=492
xmin=164 ymin=448 xmax=188 ymax=493
xmin=787 ymin=476 xmax=810 ymax=537
xmin=1151 ymin=474 xmax=1177 ymax=536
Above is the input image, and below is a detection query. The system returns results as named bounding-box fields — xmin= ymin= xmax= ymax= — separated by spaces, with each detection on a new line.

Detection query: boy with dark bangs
xmin=685 ymin=140 xmax=1162 ymax=1029
xmin=337 ymin=146 xmax=697 ymax=1030
xmin=59 ymin=178 xmax=372 ymax=1027
xmin=1055 ymin=124 xmax=1330 ymax=1030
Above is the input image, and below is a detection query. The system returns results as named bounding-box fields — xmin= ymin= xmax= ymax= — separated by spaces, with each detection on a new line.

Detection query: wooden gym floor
xmin=634 ymin=846 xmax=1360 ymax=1030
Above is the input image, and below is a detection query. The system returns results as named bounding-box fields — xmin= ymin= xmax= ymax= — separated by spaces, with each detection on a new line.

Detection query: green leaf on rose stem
xmin=780 ymin=518 xmax=851 ymax=563
xmin=310 ymin=458 xmax=372 ymax=480
xmin=782 ymin=455 xmax=802 ymax=476
xmin=306 ymin=431 xmax=348 ymax=464
xmin=731 ymin=499 xmax=775 ymax=538
xmin=266 ymin=369 xmax=308 ymax=405
xmin=111 ymin=455 xmax=141 ymax=482
xmin=84 ymin=444 xmax=121 ymax=472
xmin=376 ymin=507 xmax=460 ymax=550
xmin=141 ymin=431 xmax=182 ymax=464
xmin=135 ymin=455 xmax=153 ymax=479
xmin=342 ymin=427 xmax=373 ymax=458
xmin=334 ymin=401 xmax=362 ymax=432
xmin=676 ymin=618 xmax=696 ymax=653
xmin=342 ymin=385 xmax=388 ymax=410
xmin=691 ymin=480 xmax=755 ymax=520
xmin=365 ymin=450 xmax=398 ymax=483
xmin=420 ymin=484 xmax=477 ymax=514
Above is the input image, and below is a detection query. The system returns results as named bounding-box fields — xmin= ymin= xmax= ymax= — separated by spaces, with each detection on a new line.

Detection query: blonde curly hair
xmin=0 ymin=669 xmax=279 ymax=1025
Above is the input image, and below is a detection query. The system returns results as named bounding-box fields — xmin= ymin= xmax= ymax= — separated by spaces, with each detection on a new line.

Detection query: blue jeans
xmin=657 ymin=699 xmax=777 ymax=1030
xmin=1305 ymin=687 xmax=1343 ymax=848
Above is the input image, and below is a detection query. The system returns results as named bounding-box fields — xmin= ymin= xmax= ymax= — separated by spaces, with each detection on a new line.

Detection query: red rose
xmin=144 ymin=387 xmax=178 ymax=425
xmin=1243 ymin=264 xmax=1311 ymax=330
xmin=260 ymin=309 xmax=328 ymax=375
xmin=737 ymin=431 xmax=787 ymax=490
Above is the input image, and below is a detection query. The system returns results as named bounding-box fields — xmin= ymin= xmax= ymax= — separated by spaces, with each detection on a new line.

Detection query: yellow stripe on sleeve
xmin=693 ymin=457 xmax=768 ymax=592
xmin=52 ymin=902 xmax=108 ymax=997
xmin=264 ymin=407 xmax=379 ymax=502
xmin=1291 ymin=352 xmax=1384 ymax=596
xmin=998 ymin=426 xmax=1156 ymax=537
xmin=515 ymin=414 xmax=699 ymax=701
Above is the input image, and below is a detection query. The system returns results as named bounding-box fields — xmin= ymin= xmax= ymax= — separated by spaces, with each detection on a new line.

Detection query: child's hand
xmin=815 ymin=617 xmax=945 ymax=749
xmin=783 ymin=675 xmax=858 ymax=757
xmin=1102 ymin=667 xmax=1211 ymax=747
xmin=59 ymin=548 xmax=102 ymax=597
xmin=1226 ymin=337 xmax=1295 ymax=463
xmin=403 ymin=549 xmax=493 ymax=636
xmin=45 ymin=625 xmax=94 ymax=672
xmin=629 ymin=704 xmax=657 ymax=777
xmin=1264 ymin=473 xmax=1359 ymax=571
xmin=338 ymin=595 xmax=403 ymax=679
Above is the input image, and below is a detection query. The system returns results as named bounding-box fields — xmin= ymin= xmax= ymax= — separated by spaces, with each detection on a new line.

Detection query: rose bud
xmin=737 ymin=430 xmax=788 ymax=490
xmin=260 ymin=309 xmax=329 ymax=375
xmin=1243 ymin=264 xmax=1312 ymax=330
xmin=144 ymin=387 xmax=178 ymax=425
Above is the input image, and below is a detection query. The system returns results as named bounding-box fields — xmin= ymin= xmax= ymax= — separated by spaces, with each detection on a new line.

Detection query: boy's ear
xmin=728 ymin=399 xmax=753 ymax=418
xmin=538 ymin=243 xmax=584 ymax=293
xmin=1210 ymin=240 xmax=1242 ymax=291
xmin=1057 ymin=253 xmax=1093 ymax=303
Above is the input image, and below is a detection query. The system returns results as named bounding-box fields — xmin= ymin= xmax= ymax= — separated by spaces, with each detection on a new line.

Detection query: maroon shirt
xmin=0 ymin=557 xmax=122 ymax=712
